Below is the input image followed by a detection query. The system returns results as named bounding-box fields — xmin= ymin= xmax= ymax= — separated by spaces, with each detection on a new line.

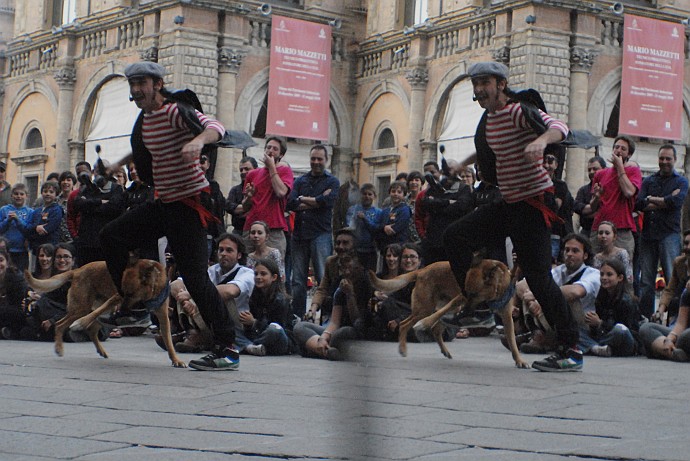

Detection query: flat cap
xmin=468 ymin=61 xmax=509 ymax=80
xmin=124 ymin=61 xmax=165 ymax=80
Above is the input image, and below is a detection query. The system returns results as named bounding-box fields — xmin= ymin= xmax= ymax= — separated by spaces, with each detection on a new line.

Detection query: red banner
xmin=267 ymin=16 xmax=331 ymax=141
xmin=620 ymin=15 xmax=684 ymax=140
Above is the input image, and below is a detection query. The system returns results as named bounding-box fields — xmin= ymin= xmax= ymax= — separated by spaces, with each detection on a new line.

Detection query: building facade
xmin=1 ymin=0 xmax=690 ymax=206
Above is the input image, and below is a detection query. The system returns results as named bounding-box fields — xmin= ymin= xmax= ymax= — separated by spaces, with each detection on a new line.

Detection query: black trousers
xmin=443 ymin=200 xmax=578 ymax=348
xmin=100 ymin=199 xmax=235 ymax=347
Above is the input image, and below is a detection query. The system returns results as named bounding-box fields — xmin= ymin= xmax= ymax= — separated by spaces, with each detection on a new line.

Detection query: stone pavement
xmin=0 ymin=333 xmax=687 ymax=461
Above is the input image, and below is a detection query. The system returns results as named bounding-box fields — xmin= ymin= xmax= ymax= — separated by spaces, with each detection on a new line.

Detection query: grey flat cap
xmin=124 ymin=62 xmax=166 ymax=80
xmin=468 ymin=61 xmax=509 ymax=80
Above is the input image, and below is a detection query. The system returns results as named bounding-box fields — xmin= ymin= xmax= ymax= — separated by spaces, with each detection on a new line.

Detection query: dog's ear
xmin=140 ymin=260 xmax=165 ymax=286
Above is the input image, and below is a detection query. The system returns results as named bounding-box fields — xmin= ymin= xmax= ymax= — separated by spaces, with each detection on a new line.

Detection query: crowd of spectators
xmin=1 ymin=134 xmax=690 ymax=365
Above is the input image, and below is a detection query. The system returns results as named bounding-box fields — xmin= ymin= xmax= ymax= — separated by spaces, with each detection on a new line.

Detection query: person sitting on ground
xmin=592 ymin=221 xmax=633 ymax=287
xmin=0 ymin=183 xmax=32 ymax=271
xmin=579 ymin=258 xmax=641 ymax=357
xmin=21 ymin=243 xmax=89 ymax=342
xmin=653 ymin=230 xmax=690 ymax=326
xmin=168 ymin=233 xmax=255 ymax=354
xmin=239 ymin=258 xmax=291 ymax=356
xmin=639 ymin=289 xmax=690 ymax=362
xmin=32 ymin=243 xmax=55 ymax=280
xmin=349 ymin=183 xmax=382 ymax=272
xmin=292 ymin=253 xmax=369 ymax=360
xmin=304 ymin=227 xmax=358 ymax=324
xmin=510 ymin=234 xmax=601 ymax=355
xmin=0 ymin=249 xmax=29 ymax=340
xmin=245 ymin=220 xmax=285 ymax=281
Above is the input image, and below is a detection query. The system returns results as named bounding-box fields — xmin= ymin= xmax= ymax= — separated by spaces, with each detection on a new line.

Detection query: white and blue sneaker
xmin=532 ymin=347 xmax=583 ymax=372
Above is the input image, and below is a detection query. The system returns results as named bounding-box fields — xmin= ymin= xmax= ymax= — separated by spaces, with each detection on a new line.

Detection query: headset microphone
xmin=129 ymin=95 xmax=134 ymax=101
xmin=472 ymin=95 xmax=478 ymax=101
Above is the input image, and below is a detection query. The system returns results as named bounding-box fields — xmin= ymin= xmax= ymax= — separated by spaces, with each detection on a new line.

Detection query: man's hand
xmin=524 ymin=139 xmax=547 ymax=163
xmin=383 ymin=224 xmax=395 ymax=236
xmin=36 ymin=224 xmax=47 ymax=235
xmin=181 ymin=140 xmax=204 ymax=163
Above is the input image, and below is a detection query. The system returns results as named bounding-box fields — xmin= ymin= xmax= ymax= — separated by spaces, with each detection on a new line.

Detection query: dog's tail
xmin=25 ymin=269 xmax=75 ymax=293
xmin=367 ymin=270 xmax=419 ymax=294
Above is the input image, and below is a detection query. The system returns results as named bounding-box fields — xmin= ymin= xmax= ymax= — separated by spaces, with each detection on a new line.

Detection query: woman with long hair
xmin=592 ymin=221 xmax=633 ymax=286
xmin=245 ymin=220 xmax=285 ymax=281
xmin=32 ymin=243 xmax=55 ymax=280
xmin=580 ymin=258 xmax=640 ymax=357
xmin=23 ymin=243 xmax=79 ymax=341
xmin=240 ymin=258 xmax=291 ymax=356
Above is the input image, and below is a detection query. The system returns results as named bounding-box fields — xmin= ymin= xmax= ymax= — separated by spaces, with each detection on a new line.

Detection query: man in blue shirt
xmin=287 ymin=145 xmax=340 ymax=319
xmin=635 ymin=144 xmax=689 ymax=318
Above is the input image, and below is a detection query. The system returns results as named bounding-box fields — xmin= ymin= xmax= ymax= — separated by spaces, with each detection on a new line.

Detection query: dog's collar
xmin=142 ymin=282 xmax=171 ymax=312
xmin=486 ymin=281 xmax=515 ymax=313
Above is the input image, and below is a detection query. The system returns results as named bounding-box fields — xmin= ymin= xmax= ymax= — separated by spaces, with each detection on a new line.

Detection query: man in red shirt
xmin=241 ymin=137 xmax=294 ymax=258
xmin=589 ymin=135 xmax=642 ymax=259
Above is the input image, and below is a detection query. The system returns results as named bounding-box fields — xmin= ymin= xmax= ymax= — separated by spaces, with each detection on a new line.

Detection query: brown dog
xmin=368 ymin=258 xmax=528 ymax=368
xmin=25 ymin=259 xmax=185 ymax=368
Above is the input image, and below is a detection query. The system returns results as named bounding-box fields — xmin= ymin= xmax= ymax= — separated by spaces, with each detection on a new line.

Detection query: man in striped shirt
xmin=442 ymin=61 xmax=582 ymax=372
xmin=100 ymin=61 xmax=240 ymax=371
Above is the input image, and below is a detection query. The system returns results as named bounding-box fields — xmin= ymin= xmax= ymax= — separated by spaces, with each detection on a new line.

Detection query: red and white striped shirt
xmin=141 ymin=103 xmax=225 ymax=203
xmin=486 ymin=102 xmax=569 ymax=203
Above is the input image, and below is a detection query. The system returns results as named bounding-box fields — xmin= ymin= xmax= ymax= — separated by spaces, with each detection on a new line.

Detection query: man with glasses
xmin=241 ymin=137 xmax=294 ymax=259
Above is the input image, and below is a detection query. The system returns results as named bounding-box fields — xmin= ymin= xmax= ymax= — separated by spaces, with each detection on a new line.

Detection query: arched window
xmin=24 ymin=128 xmax=43 ymax=149
xmin=377 ymin=128 xmax=395 ymax=149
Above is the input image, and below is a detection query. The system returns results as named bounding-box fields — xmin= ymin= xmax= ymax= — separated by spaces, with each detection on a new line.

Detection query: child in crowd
xmin=241 ymin=258 xmax=291 ymax=356
xmin=376 ymin=181 xmax=411 ymax=260
xmin=580 ymin=258 xmax=640 ymax=357
xmin=349 ymin=183 xmax=382 ymax=272
xmin=0 ymin=183 xmax=32 ymax=271
xmin=24 ymin=181 xmax=64 ymax=258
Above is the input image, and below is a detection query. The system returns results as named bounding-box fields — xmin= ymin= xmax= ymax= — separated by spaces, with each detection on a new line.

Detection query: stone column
xmin=54 ymin=66 xmax=76 ymax=173
xmin=215 ymin=47 xmax=246 ymax=198
xmin=566 ymin=46 xmax=597 ymax=192
xmin=405 ymin=67 xmax=428 ymax=173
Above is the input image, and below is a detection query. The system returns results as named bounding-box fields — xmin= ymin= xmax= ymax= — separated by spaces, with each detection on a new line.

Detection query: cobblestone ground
xmin=0 ymin=333 xmax=687 ymax=460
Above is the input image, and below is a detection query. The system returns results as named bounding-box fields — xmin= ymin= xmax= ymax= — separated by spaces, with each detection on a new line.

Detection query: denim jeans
xmin=578 ymin=324 xmax=636 ymax=356
xmin=443 ymin=199 xmax=578 ymax=348
xmin=253 ymin=323 xmax=289 ymax=355
xmin=638 ymin=234 xmax=681 ymax=318
xmin=290 ymin=232 xmax=332 ymax=318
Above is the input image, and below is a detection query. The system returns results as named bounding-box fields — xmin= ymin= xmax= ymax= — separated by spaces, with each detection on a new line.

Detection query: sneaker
xmin=245 ymin=344 xmax=267 ymax=356
xmin=443 ymin=310 xmax=496 ymax=333
xmin=532 ymin=348 xmax=583 ymax=372
xmin=188 ymin=345 xmax=240 ymax=371
xmin=100 ymin=309 xmax=152 ymax=329
xmin=590 ymin=345 xmax=612 ymax=357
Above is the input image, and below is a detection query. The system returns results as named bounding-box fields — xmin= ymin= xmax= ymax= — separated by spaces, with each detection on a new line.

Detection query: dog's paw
xmin=172 ymin=360 xmax=187 ymax=368
xmin=515 ymin=360 xmax=530 ymax=369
